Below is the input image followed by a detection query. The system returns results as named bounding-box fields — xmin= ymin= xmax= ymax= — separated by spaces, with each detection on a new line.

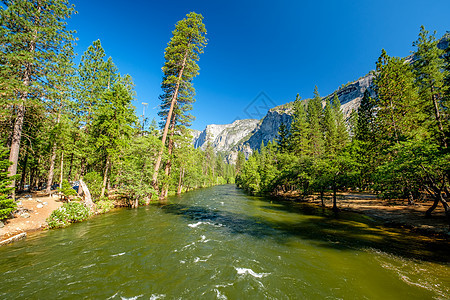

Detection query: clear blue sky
xmin=70 ymin=0 xmax=450 ymax=131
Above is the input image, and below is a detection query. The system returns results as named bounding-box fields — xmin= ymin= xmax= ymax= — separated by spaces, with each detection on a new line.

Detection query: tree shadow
xmin=158 ymin=197 xmax=449 ymax=263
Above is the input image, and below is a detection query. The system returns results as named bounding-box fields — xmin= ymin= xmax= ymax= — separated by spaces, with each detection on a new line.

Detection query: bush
xmin=0 ymin=146 xmax=17 ymax=220
xmin=57 ymin=179 xmax=77 ymax=201
xmin=46 ymin=202 xmax=91 ymax=229
xmin=83 ymin=171 xmax=103 ymax=198
xmin=96 ymin=200 xmax=114 ymax=214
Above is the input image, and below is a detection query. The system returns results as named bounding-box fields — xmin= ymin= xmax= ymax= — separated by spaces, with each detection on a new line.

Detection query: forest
xmin=237 ymin=27 xmax=450 ymax=218
xmin=0 ymin=1 xmax=235 ymax=221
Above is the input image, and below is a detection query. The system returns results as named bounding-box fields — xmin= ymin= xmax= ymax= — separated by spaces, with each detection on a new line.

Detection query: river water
xmin=1 ymin=185 xmax=449 ymax=299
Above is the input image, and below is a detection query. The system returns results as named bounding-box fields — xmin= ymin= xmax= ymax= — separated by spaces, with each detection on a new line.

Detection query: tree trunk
xmin=59 ymin=151 xmax=64 ymax=189
xmin=425 ymin=196 xmax=441 ymax=217
xmin=407 ymin=190 xmax=414 ymax=206
xmin=100 ymin=158 xmax=109 ymax=198
xmin=331 ymin=181 xmax=340 ymax=212
xmin=46 ymin=107 xmax=62 ymax=194
xmin=440 ymin=198 xmax=450 ymax=219
xmin=19 ymin=147 xmax=29 ymax=191
xmin=8 ymin=7 xmax=39 ymax=198
xmin=177 ymin=167 xmax=185 ymax=195
xmin=431 ymin=90 xmax=447 ymax=148
xmin=152 ymin=47 xmax=190 ymax=189
xmin=80 ymin=157 xmax=86 ymax=178
xmin=45 ymin=143 xmax=58 ymax=194
xmin=8 ymin=104 xmax=26 ymax=200
xmin=320 ymin=190 xmax=325 ymax=207
xmin=160 ymin=116 xmax=176 ymax=199
xmin=68 ymin=152 xmax=74 ymax=181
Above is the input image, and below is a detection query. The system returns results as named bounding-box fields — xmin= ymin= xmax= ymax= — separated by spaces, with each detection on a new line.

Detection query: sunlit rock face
xmin=192 ymin=34 xmax=450 ymax=163
xmin=194 ymin=74 xmax=375 ymax=163
xmin=192 ymin=119 xmax=260 ymax=153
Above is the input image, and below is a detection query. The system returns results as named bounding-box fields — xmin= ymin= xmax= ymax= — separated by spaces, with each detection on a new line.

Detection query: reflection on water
xmin=0 ymin=185 xmax=449 ymax=299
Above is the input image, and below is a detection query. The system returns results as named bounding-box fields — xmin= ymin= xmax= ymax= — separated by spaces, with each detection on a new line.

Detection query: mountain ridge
xmin=192 ymin=34 xmax=448 ymax=163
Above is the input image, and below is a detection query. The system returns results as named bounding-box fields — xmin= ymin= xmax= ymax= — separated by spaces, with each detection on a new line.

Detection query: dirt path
xmin=278 ymin=191 xmax=450 ymax=237
xmin=0 ymin=192 xmax=63 ymax=243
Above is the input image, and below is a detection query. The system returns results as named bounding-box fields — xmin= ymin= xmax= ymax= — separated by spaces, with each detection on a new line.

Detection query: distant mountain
xmin=193 ymin=33 xmax=448 ymax=163
xmin=192 ymin=119 xmax=260 ymax=153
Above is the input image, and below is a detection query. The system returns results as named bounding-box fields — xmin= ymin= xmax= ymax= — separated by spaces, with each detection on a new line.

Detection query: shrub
xmin=83 ymin=171 xmax=103 ymax=198
xmin=46 ymin=202 xmax=91 ymax=229
xmin=0 ymin=146 xmax=16 ymax=220
xmin=96 ymin=200 xmax=114 ymax=214
xmin=57 ymin=179 xmax=77 ymax=201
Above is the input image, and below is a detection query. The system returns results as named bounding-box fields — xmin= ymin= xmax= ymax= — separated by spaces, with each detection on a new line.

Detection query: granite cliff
xmin=193 ymin=33 xmax=448 ymax=163
xmin=192 ymin=73 xmax=374 ymax=162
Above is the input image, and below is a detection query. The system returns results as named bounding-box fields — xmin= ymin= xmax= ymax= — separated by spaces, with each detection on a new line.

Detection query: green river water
xmin=0 ymin=185 xmax=449 ymax=299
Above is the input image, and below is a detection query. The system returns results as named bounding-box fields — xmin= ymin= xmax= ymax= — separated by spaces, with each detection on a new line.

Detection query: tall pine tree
xmin=152 ymin=12 xmax=207 ymax=194
xmin=0 ymin=0 xmax=75 ymax=197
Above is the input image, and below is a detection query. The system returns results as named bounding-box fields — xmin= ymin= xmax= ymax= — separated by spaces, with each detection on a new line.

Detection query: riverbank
xmin=0 ymin=192 xmax=63 ymax=244
xmin=275 ymin=190 xmax=450 ymax=237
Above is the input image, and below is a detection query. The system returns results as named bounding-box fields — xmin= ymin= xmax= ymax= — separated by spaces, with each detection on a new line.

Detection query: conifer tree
xmin=354 ymin=90 xmax=376 ymax=189
xmin=0 ymin=0 xmax=75 ymax=196
xmin=374 ymin=49 xmax=418 ymax=145
xmin=91 ymin=81 xmax=137 ymax=197
xmin=152 ymin=12 xmax=207 ymax=191
xmin=276 ymin=123 xmax=290 ymax=153
xmin=235 ymin=151 xmax=246 ymax=175
xmin=412 ymin=26 xmax=448 ymax=148
xmin=355 ymin=90 xmax=375 ymax=142
xmin=307 ymin=87 xmax=324 ymax=157
xmin=332 ymin=94 xmax=349 ymax=150
xmin=289 ymin=94 xmax=309 ymax=156
xmin=322 ymin=98 xmax=337 ymax=154
xmin=45 ymin=43 xmax=76 ymax=193
xmin=77 ymin=40 xmax=109 ymax=121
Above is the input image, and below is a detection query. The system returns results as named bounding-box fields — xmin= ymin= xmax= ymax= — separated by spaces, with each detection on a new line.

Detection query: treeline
xmin=237 ymin=27 xmax=450 ymax=217
xmin=0 ymin=1 xmax=231 ymax=219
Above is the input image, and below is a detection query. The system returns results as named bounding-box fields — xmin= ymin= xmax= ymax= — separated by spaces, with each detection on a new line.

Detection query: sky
xmin=69 ymin=0 xmax=450 ymax=131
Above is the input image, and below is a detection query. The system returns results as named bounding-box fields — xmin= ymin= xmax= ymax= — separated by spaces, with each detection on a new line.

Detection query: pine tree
xmin=355 ymin=90 xmax=375 ymax=142
xmin=332 ymin=94 xmax=349 ymax=150
xmin=354 ymin=90 xmax=376 ymax=189
xmin=374 ymin=49 xmax=418 ymax=145
xmin=307 ymin=87 xmax=324 ymax=157
xmin=413 ymin=26 xmax=448 ymax=148
xmin=45 ymin=43 xmax=76 ymax=193
xmin=289 ymin=94 xmax=309 ymax=156
xmin=322 ymin=98 xmax=337 ymax=154
xmin=77 ymin=40 xmax=111 ymax=121
xmin=276 ymin=123 xmax=290 ymax=153
xmin=152 ymin=12 xmax=207 ymax=192
xmin=91 ymin=81 xmax=137 ymax=198
xmin=0 ymin=0 xmax=75 ymax=196
xmin=235 ymin=151 xmax=246 ymax=175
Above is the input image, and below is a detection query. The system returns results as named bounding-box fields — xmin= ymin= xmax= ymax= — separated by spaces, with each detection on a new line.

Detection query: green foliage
xmin=96 ymin=200 xmax=115 ymax=214
xmin=307 ymin=87 xmax=324 ymax=157
xmin=0 ymin=147 xmax=16 ymax=220
xmin=46 ymin=202 xmax=91 ymax=229
xmin=276 ymin=123 xmax=290 ymax=153
xmin=289 ymin=94 xmax=309 ymax=156
xmin=116 ymin=135 xmax=160 ymax=204
xmin=57 ymin=179 xmax=77 ymax=201
xmin=84 ymin=172 xmax=103 ymax=199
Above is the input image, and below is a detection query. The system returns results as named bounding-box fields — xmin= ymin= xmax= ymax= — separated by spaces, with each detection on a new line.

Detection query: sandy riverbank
xmin=0 ymin=192 xmax=63 ymax=244
xmin=276 ymin=191 xmax=450 ymax=237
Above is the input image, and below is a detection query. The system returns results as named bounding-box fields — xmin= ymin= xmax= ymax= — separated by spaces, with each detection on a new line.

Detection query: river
xmin=0 ymin=185 xmax=449 ymax=299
